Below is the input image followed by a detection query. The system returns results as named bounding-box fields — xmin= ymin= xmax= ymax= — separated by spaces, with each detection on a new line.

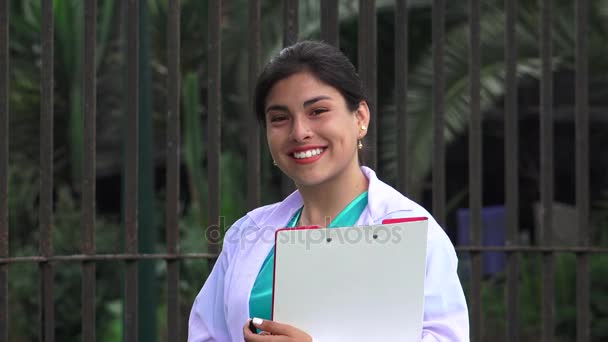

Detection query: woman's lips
xmin=288 ymin=147 xmax=327 ymax=164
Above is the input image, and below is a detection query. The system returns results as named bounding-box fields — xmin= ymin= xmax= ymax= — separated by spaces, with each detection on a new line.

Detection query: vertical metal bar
xmin=0 ymin=1 xmax=8 ymax=341
xmin=575 ymin=1 xmax=590 ymax=341
xmin=504 ymin=0 xmax=520 ymax=340
xmin=468 ymin=0 xmax=482 ymax=340
xmin=279 ymin=0 xmax=298 ymax=197
xmin=540 ymin=1 xmax=555 ymax=340
xmin=431 ymin=0 xmax=445 ymax=226
xmin=247 ymin=0 xmax=261 ymax=210
xmin=136 ymin=2 xmax=157 ymax=339
xmin=279 ymin=0 xmax=299 ymax=198
xmin=40 ymin=1 xmax=55 ymax=341
xmin=82 ymin=1 xmax=97 ymax=341
xmin=395 ymin=0 xmax=408 ymax=195
xmin=166 ymin=0 xmax=180 ymax=339
xmin=125 ymin=1 xmax=139 ymax=341
xmin=320 ymin=0 xmax=339 ymax=48
xmin=358 ymin=0 xmax=377 ymax=169
xmin=207 ymin=0 xmax=222 ymax=267
xmin=283 ymin=0 xmax=299 ymax=47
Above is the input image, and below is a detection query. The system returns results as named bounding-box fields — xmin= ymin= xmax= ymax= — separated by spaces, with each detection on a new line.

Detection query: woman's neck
xmin=296 ymin=165 xmax=368 ymax=227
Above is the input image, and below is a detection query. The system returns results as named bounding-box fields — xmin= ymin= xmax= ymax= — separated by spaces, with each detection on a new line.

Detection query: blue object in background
xmin=457 ymin=205 xmax=506 ymax=277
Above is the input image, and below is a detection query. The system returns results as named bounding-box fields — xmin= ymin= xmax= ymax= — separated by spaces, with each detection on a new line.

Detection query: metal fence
xmin=0 ymin=0 xmax=606 ymax=341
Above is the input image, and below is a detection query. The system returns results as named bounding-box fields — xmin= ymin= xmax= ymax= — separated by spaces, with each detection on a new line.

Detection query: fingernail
xmin=252 ymin=317 xmax=263 ymax=326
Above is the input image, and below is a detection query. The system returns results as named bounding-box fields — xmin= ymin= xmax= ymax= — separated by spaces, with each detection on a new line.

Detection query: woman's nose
xmin=290 ymin=116 xmax=312 ymax=142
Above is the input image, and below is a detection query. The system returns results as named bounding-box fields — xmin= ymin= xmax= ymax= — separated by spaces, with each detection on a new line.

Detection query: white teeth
xmin=292 ymin=148 xmax=324 ymax=159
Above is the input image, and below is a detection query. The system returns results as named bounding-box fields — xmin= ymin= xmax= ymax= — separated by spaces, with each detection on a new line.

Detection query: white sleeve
xmin=420 ymin=219 xmax=470 ymax=341
xmin=376 ymin=211 xmax=470 ymax=341
xmin=187 ymin=246 xmax=232 ymax=342
xmin=188 ymin=220 xmax=244 ymax=342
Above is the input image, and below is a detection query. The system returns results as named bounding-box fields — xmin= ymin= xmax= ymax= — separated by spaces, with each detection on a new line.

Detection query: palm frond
xmin=380 ymin=2 xmax=607 ymax=197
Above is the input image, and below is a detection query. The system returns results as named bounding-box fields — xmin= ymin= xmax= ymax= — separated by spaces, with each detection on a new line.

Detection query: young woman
xmin=188 ymin=41 xmax=469 ymax=342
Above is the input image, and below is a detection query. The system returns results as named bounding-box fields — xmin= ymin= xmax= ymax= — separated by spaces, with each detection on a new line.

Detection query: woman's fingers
xmin=243 ymin=320 xmax=268 ymax=341
xmin=243 ymin=318 xmax=312 ymax=341
xmin=251 ymin=318 xmax=294 ymax=336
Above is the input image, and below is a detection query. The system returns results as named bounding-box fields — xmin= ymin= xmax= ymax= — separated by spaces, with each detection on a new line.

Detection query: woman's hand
xmin=243 ymin=318 xmax=312 ymax=342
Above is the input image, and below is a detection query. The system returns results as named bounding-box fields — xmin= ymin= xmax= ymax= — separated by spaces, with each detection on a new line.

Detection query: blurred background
xmin=3 ymin=0 xmax=608 ymax=341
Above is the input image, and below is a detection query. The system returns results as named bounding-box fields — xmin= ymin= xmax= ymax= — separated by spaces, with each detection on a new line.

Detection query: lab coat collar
xmin=244 ymin=166 xmax=414 ymax=230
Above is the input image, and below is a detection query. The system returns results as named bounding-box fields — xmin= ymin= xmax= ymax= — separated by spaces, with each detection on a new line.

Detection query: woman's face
xmin=264 ymin=71 xmax=369 ymax=188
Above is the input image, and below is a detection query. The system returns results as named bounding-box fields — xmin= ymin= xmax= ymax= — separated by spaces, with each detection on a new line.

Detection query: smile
xmin=292 ymin=148 xmax=325 ymax=159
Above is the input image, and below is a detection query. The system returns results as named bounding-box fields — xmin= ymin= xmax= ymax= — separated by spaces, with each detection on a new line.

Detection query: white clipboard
xmin=272 ymin=217 xmax=428 ymax=342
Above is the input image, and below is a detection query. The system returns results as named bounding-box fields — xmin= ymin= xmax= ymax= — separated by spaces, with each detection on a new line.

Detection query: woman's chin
xmin=291 ymin=174 xmax=328 ymax=189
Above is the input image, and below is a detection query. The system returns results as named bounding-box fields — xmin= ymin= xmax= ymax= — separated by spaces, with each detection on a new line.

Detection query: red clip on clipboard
xmin=382 ymin=216 xmax=427 ymax=224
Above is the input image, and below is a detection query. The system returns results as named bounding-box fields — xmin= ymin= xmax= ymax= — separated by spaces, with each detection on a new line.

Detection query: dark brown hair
xmin=254 ymin=40 xmax=367 ymax=125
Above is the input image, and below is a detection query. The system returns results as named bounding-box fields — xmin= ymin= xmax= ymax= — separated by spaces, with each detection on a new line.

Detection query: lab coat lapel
xmin=225 ymin=191 xmax=304 ymax=340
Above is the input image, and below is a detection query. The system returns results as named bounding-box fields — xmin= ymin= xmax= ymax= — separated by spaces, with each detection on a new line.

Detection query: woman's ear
xmin=355 ymin=101 xmax=371 ymax=138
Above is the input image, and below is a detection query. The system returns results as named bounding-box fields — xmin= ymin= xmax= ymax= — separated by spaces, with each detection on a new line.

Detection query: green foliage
xmin=7 ymin=2 xmax=123 ymax=337
xmin=477 ymin=252 xmax=608 ymax=340
xmin=7 ymin=163 xmax=123 ymax=341
xmin=5 ymin=0 xmax=608 ymax=340
xmin=465 ymin=187 xmax=608 ymax=340
xmin=475 ymin=246 xmax=608 ymax=340
xmin=9 ymin=0 xmax=117 ymax=187
xmin=380 ymin=0 xmax=608 ymax=198
xmin=182 ymin=72 xmax=205 ymax=216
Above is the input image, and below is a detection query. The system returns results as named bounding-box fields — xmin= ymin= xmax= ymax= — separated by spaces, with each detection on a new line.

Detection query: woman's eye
xmin=311 ymin=108 xmax=328 ymax=116
xmin=269 ymin=115 xmax=287 ymax=123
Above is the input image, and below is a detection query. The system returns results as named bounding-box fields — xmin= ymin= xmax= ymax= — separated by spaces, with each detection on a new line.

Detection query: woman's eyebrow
xmin=265 ymin=104 xmax=289 ymax=113
xmin=302 ymin=95 xmax=331 ymax=108
xmin=266 ymin=96 xmax=332 ymax=113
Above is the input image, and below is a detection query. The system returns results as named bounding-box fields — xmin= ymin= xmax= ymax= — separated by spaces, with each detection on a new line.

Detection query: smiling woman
xmin=264 ymin=72 xmax=368 ymax=193
xmin=188 ymin=41 xmax=470 ymax=342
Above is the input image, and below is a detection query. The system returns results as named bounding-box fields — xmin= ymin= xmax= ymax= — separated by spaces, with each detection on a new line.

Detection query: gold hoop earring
xmin=357 ymin=140 xmax=363 ymax=150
